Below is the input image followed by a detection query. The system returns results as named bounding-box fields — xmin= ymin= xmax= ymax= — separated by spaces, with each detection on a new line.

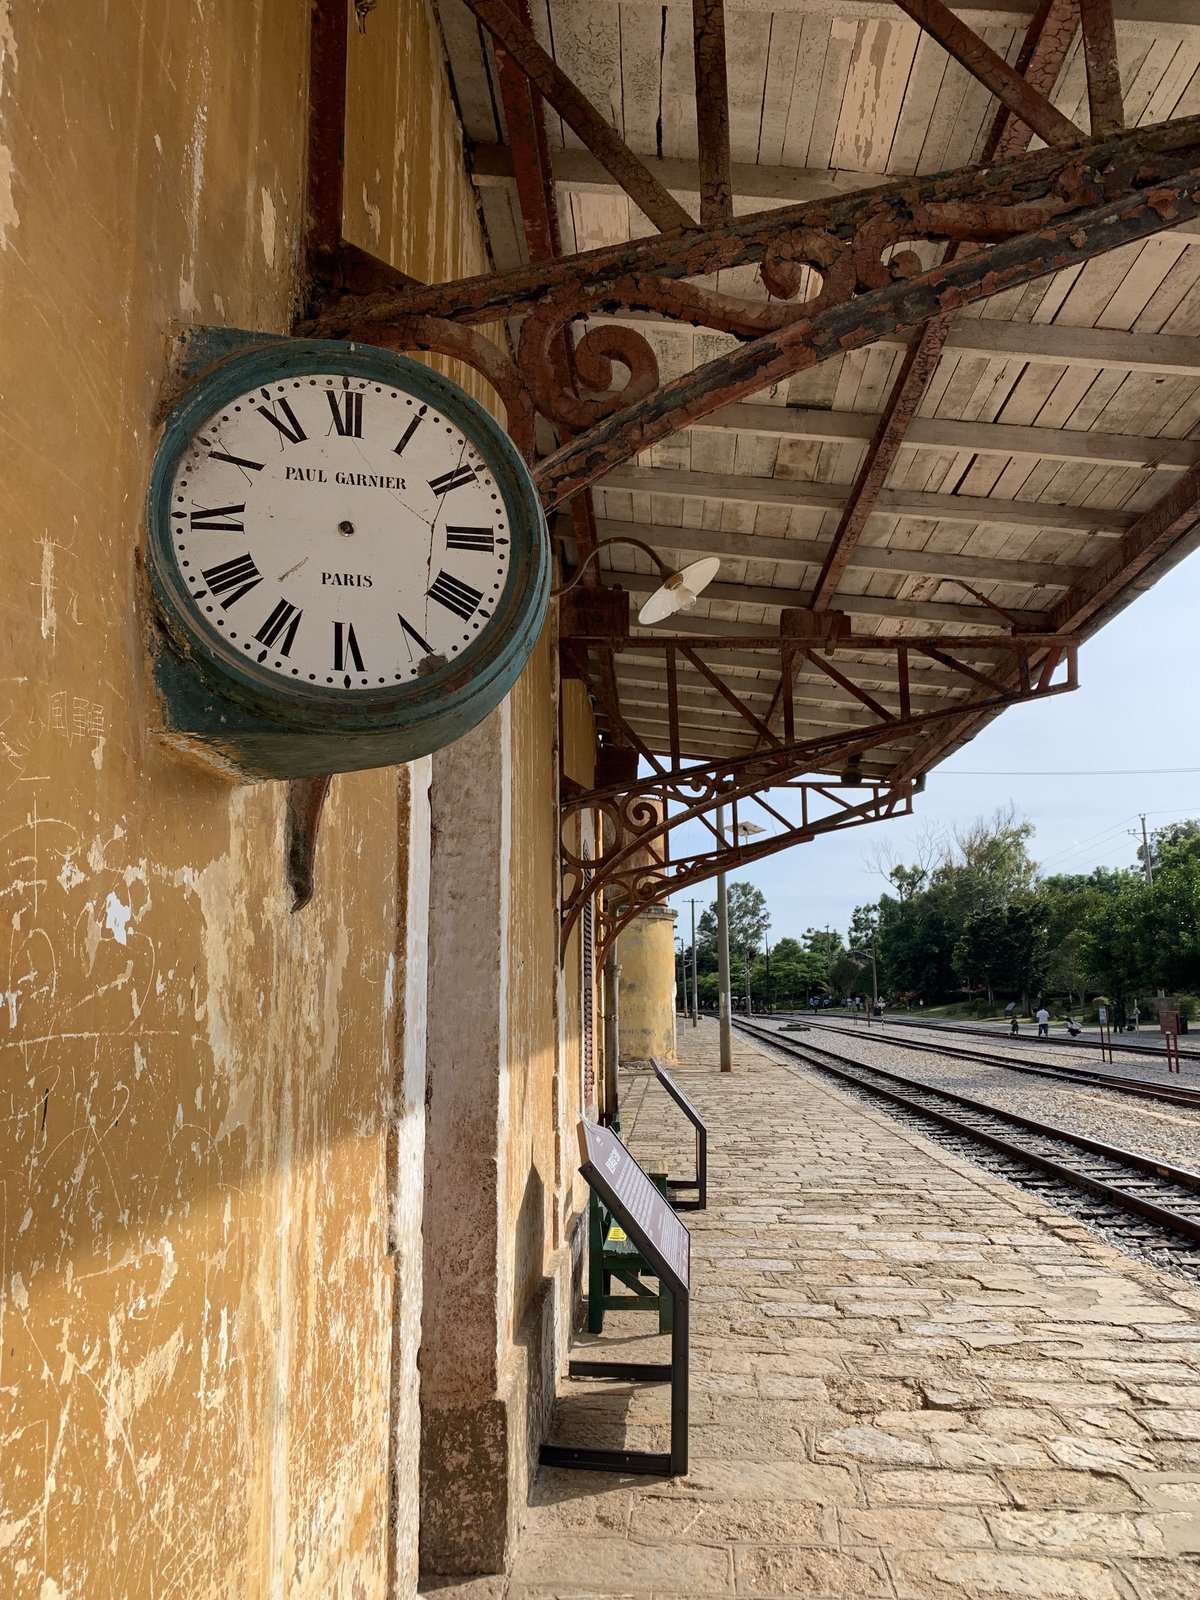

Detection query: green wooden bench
xmin=587 ymin=1158 xmax=673 ymax=1334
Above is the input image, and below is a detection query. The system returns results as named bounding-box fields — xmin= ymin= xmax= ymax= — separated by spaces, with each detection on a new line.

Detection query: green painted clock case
xmin=144 ymin=331 xmax=550 ymax=780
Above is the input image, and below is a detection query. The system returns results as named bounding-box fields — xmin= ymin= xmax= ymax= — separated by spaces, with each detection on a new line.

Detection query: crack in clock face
xmin=167 ymin=374 xmax=513 ymax=691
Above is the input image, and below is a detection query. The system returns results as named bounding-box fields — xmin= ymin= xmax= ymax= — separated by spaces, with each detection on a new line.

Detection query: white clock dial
xmin=166 ymin=373 xmax=512 ymax=691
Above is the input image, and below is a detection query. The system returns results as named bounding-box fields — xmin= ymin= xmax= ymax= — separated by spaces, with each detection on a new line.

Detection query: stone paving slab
xmin=430 ymin=1019 xmax=1200 ymax=1600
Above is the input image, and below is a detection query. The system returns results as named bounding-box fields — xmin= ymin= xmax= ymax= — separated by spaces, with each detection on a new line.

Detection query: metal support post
xmin=716 ymin=805 xmax=732 ymax=1073
xmin=603 ymin=946 xmax=621 ymax=1125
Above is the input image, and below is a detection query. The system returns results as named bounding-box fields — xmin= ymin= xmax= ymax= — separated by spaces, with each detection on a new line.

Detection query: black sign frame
xmin=540 ymin=1121 xmax=690 ymax=1477
xmin=653 ymin=1060 xmax=708 ymax=1211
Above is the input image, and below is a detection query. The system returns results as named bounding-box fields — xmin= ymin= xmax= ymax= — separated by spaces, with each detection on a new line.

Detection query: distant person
xmin=1065 ymin=1018 xmax=1082 ymax=1039
xmin=1036 ymin=1005 xmax=1050 ymax=1038
xmin=1010 ymin=1014 xmax=1019 ymax=1037
xmin=1131 ymin=1004 xmax=1140 ymax=1032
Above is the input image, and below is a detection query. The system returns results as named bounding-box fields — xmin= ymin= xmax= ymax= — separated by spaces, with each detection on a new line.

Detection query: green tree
xmin=697 ymin=882 xmax=770 ymax=1006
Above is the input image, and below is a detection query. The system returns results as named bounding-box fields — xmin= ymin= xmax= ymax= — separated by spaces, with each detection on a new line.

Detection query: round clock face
xmin=162 ymin=370 xmax=514 ymax=693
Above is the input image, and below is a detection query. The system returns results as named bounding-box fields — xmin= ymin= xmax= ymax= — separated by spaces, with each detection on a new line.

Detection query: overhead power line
xmin=936 ymin=767 xmax=1200 ymax=777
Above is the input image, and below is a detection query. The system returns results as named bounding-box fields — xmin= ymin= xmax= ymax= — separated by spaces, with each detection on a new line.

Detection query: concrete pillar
xmin=387 ymin=759 xmax=432 ymax=1598
xmin=420 ymin=704 xmax=514 ymax=1576
xmin=615 ymin=906 xmax=679 ymax=1064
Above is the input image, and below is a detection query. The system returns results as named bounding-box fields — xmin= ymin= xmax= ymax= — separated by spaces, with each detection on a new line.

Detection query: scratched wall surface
xmin=505 ymin=628 xmax=560 ymax=1339
xmin=341 ymin=3 xmax=591 ymax=1359
xmin=0 ymin=4 xmax=479 ymax=1597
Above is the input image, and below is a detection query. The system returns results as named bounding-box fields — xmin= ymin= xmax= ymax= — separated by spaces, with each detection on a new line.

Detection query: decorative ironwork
xmin=305 ymin=115 xmax=1200 ymax=508
xmin=561 ymin=637 xmax=1078 ymax=956
xmin=585 ymin=782 xmax=917 ymax=957
xmin=297 ymin=0 xmax=1200 ymax=954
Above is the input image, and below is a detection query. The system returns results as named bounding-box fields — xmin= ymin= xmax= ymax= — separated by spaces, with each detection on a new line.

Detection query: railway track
xmin=772 ymin=1015 xmax=1200 ymax=1110
xmin=734 ymin=1017 xmax=1200 ymax=1277
xmin=812 ymin=1008 xmax=1200 ymax=1065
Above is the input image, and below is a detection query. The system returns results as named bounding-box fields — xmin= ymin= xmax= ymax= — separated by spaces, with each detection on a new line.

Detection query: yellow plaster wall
xmin=0 ymin=4 xmax=484 ymax=1596
xmin=616 ymin=911 xmax=680 ymax=1064
xmin=504 ymin=628 xmax=560 ymax=1338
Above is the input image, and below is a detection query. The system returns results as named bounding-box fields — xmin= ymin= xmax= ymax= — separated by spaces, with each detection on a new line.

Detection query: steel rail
xmin=803 ymin=1008 xmax=1200 ymax=1072
xmin=733 ymin=1019 xmax=1200 ymax=1252
xmin=786 ymin=1016 xmax=1200 ymax=1108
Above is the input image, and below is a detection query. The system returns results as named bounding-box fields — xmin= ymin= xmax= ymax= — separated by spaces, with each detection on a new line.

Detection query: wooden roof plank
xmin=692 ymin=404 xmax=1200 ymax=468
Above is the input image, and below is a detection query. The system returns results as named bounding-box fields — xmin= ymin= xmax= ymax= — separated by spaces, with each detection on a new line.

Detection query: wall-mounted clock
xmin=145 ymin=330 xmax=549 ymax=779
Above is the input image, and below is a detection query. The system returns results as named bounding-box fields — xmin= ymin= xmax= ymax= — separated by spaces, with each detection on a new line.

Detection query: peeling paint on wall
xmin=259 ymin=185 xmax=277 ymax=268
xmin=0 ymin=0 xmax=17 ymax=250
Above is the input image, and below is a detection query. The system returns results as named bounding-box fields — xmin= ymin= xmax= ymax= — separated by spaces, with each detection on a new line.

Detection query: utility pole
xmin=1141 ymin=813 xmax=1154 ymax=887
xmin=1135 ymin=813 xmax=1165 ymax=999
xmin=689 ymin=899 xmax=699 ymax=1027
xmin=716 ymin=805 xmax=733 ymax=1073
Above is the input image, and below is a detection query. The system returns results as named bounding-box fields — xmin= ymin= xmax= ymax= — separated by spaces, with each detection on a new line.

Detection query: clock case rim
xmin=145 ymin=334 xmax=549 ymax=738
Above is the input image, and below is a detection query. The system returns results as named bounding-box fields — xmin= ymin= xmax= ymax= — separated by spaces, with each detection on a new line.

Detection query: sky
xmin=669 ymin=547 xmax=1200 ymax=947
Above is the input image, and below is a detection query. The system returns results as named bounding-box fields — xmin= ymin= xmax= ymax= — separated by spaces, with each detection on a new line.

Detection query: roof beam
xmin=891 ymin=0 xmax=1082 ymax=148
xmin=614 ymin=671 xmax=943 ymax=723
xmin=617 ymin=643 xmax=979 ymax=692
xmin=1051 ymin=460 xmax=1200 ymax=634
xmin=808 ymin=0 xmax=1078 ymax=615
xmin=597 ymin=465 xmax=1135 ymax=535
xmin=692 ymin=0 xmax=732 ymax=226
xmin=456 ymin=0 xmax=695 ymax=232
xmin=690 ymin=404 xmax=1200 ymax=469
xmin=619 ymin=653 xmax=944 ymax=697
xmin=470 ymin=144 xmax=888 ymax=205
xmin=649 ymin=0 xmax=1196 ymax=30
xmin=810 ymin=315 xmax=953 ymax=609
xmin=584 ymin=310 xmax=1200 ymax=374
xmin=1080 ymin=0 xmax=1125 ymax=137
xmin=473 ymin=145 xmax=1200 ymax=237
xmin=595 ymin=515 xmax=1081 ymax=587
xmin=603 ymin=566 xmax=1049 ymax=626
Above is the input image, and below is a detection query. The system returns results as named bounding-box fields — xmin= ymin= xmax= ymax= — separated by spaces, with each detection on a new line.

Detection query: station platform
xmin=426 ymin=1019 xmax=1200 ymax=1600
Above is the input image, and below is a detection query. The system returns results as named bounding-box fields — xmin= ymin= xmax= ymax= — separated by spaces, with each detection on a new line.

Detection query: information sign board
xmin=539 ymin=1121 xmax=691 ymax=1477
xmin=578 ymin=1120 xmax=690 ymax=1291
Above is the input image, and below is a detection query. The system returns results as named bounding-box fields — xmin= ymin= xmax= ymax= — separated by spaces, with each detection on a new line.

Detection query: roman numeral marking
xmin=326 ymin=389 xmax=363 ymax=438
xmin=201 ymin=553 xmax=262 ymax=608
xmin=446 ymin=527 xmax=495 ymax=553
xmin=254 ymin=598 xmax=303 ymax=657
xmin=428 ymin=465 xmax=476 ymax=496
xmin=333 ymin=621 xmax=365 ymax=674
xmin=256 ymin=397 xmax=307 ymax=446
xmin=189 ymin=503 xmax=245 ymax=532
xmin=398 ymin=612 xmax=433 ymax=658
xmin=394 ymin=415 xmax=423 ymax=456
xmin=427 ymin=570 xmax=483 ymax=622
xmin=208 ymin=450 xmax=264 ymax=473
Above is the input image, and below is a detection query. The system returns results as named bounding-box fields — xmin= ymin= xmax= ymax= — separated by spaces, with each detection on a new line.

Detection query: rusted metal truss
xmin=578 ymin=782 xmax=916 ymax=959
xmin=298 ymin=0 xmax=1194 ymax=947
xmin=306 ymin=115 xmax=1200 ymax=504
xmin=561 ymin=634 xmax=1078 ymax=956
